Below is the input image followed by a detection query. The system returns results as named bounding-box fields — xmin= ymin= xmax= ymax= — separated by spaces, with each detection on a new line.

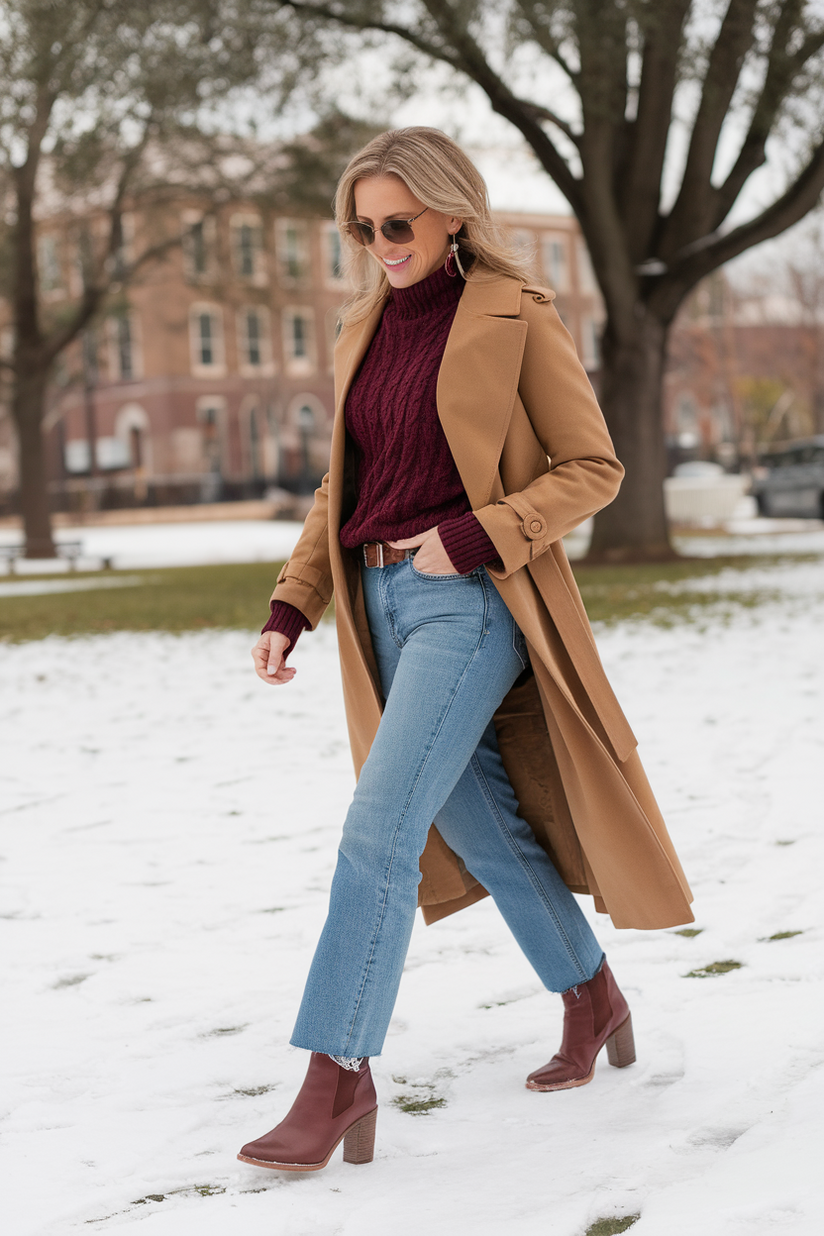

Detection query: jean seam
xmin=340 ymin=595 xmax=490 ymax=1052
xmin=378 ymin=563 xmax=403 ymax=650
xmin=511 ymin=615 xmax=528 ymax=670
xmin=467 ymin=752 xmax=590 ymax=984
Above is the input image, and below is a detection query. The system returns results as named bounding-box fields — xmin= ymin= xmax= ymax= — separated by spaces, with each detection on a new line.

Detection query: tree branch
xmin=284 ymin=0 xmax=584 ymax=211
xmin=712 ymin=1 xmax=824 ymax=227
xmin=619 ymin=0 xmax=690 ymax=261
xmin=520 ymin=100 xmax=580 ymax=146
xmin=661 ymin=0 xmax=759 ymax=253
xmin=654 ymin=136 xmax=824 ymax=314
xmin=511 ymin=0 xmax=580 ymax=83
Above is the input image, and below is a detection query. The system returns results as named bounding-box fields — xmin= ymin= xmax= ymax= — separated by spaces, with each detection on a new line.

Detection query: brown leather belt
xmin=360 ymin=541 xmax=416 ymax=568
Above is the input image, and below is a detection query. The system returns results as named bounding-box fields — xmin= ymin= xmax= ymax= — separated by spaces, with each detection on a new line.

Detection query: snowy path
xmin=1 ymin=565 xmax=823 ymax=1235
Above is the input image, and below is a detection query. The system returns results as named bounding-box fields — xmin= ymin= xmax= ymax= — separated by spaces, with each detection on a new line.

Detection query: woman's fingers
xmin=251 ymin=632 xmax=295 ymax=686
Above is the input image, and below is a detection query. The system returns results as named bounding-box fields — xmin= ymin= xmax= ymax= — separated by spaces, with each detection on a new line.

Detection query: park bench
xmin=0 ymin=539 xmax=84 ymax=574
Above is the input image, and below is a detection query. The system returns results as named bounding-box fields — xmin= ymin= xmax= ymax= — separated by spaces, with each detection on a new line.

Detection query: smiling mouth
xmin=384 ymin=255 xmax=411 ymax=267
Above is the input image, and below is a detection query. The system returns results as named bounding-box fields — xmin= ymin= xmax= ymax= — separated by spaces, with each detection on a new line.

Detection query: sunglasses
xmin=345 ymin=207 xmax=429 ymax=247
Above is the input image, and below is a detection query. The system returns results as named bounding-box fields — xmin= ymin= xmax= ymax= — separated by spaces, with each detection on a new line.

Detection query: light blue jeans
xmin=290 ymin=558 xmax=603 ymax=1058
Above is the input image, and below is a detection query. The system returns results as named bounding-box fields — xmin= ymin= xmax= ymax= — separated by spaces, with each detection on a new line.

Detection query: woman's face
xmin=352 ymin=174 xmax=462 ymax=288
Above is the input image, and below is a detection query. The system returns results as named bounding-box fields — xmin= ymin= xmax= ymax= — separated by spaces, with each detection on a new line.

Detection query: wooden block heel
xmin=343 ymin=1105 xmax=377 ymax=1165
xmin=605 ymin=1012 xmax=636 ymax=1068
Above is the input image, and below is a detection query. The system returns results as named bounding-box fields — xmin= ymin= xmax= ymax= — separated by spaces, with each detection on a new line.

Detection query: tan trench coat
xmin=271 ymin=268 xmax=694 ymax=931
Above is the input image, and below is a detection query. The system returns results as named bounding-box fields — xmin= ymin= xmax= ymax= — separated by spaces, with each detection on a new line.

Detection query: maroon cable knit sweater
xmin=263 ymin=264 xmax=498 ymax=651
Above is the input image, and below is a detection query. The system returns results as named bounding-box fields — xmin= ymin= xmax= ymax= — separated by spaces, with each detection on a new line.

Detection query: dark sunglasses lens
xmin=348 ymin=222 xmax=373 ymax=246
xmin=382 ymin=220 xmax=415 ymax=243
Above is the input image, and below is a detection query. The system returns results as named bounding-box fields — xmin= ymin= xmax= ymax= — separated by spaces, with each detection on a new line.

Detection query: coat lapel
xmin=436 ymin=273 xmax=529 ymax=510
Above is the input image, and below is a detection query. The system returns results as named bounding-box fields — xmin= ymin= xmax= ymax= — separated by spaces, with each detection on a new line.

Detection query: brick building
xmin=0 ymin=202 xmax=604 ymax=513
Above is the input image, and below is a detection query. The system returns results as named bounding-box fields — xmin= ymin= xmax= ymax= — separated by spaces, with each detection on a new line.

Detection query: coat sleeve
xmin=472 ymin=295 xmax=623 ymax=579
xmin=268 ymin=472 xmax=334 ymax=630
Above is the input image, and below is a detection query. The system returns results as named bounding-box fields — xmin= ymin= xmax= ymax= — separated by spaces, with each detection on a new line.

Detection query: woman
xmin=240 ymin=128 xmax=693 ymax=1173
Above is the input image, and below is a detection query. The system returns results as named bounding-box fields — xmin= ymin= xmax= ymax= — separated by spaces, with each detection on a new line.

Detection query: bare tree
xmin=259 ymin=0 xmax=824 ymax=560
xmin=0 ymin=0 xmax=300 ymax=557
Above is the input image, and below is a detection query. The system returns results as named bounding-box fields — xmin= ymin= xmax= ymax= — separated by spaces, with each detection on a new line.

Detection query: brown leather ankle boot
xmin=526 ymin=959 xmax=635 ymax=1091
xmin=238 ymin=1054 xmax=378 ymax=1171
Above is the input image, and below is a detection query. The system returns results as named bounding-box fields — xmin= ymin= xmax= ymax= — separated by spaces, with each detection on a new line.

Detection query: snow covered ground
xmin=2 ymin=551 xmax=823 ymax=1235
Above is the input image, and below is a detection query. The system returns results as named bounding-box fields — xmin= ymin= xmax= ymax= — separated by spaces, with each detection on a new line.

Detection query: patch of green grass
xmin=3 ymin=550 xmax=819 ymax=642
xmin=585 ymin=1216 xmax=640 ymax=1236
xmin=684 ymin=959 xmax=743 ymax=978
xmin=0 ymin=560 xmax=293 ymax=642
xmin=673 ymin=927 xmax=704 ymax=937
xmin=764 ymin=930 xmax=803 ymax=941
xmin=392 ymin=1094 xmax=447 ymax=1115
xmin=572 ymin=552 xmax=820 ymax=626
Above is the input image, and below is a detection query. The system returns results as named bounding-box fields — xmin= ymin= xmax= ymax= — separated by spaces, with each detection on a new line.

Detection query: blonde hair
xmin=334 ymin=127 xmax=535 ymax=324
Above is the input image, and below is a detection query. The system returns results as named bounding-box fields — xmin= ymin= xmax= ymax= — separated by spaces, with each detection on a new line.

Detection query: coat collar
xmin=331 ymin=269 xmax=532 ymax=510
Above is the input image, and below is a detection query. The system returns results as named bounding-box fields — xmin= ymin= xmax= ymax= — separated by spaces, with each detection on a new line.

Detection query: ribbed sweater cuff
xmin=439 ymin=513 xmax=500 ymax=575
xmin=262 ymin=601 xmax=310 ymax=660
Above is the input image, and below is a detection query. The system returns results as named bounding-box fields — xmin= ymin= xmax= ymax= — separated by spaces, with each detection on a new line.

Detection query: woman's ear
xmin=448 ymin=218 xmax=463 ymax=235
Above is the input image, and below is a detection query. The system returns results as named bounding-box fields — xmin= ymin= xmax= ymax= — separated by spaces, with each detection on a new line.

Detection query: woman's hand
xmin=389 ymin=526 xmax=458 ymax=574
xmin=251 ymin=631 xmax=297 ymax=686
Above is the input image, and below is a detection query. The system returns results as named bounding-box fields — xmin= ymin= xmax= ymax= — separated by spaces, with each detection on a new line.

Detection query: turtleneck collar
xmin=388 ymin=260 xmax=464 ymax=320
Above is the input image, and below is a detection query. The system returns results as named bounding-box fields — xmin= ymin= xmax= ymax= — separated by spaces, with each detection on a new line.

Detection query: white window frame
xmin=237 ymin=305 xmax=274 ymax=376
xmin=322 ymin=221 xmax=345 ymax=286
xmin=230 ymin=212 xmax=266 ymax=284
xmin=275 ymin=217 xmax=310 ymax=284
xmin=106 ymin=310 xmax=143 ymax=382
xmin=189 ymin=303 xmax=226 ymax=377
xmin=182 ymin=209 xmax=216 ymax=281
xmin=282 ymin=306 xmax=316 ymax=376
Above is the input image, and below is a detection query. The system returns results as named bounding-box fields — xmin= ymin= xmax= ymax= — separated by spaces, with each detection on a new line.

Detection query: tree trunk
xmin=12 ymin=371 xmax=56 ymax=558
xmin=587 ymin=309 xmax=675 ymax=562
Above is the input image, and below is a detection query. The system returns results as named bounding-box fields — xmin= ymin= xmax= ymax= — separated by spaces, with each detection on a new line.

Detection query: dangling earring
xmin=445 ymin=234 xmax=466 ymax=279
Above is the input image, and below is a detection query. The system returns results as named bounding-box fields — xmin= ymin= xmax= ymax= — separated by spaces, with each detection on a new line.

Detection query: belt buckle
xmin=362 ymin=542 xmax=384 ymax=568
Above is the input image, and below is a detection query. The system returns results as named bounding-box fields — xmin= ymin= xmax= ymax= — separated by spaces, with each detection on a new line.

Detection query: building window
xmin=246 ymin=311 xmax=261 ymax=364
xmin=188 ymin=221 xmax=208 ymax=275
xmin=276 ymin=218 xmax=309 ymax=282
xmin=231 ymin=214 xmax=264 ymax=280
xmin=323 ymin=223 xmax=344 ymax=282
xmin=283 ymin=308 xmax=315 ymax=372
xmin=237 ymin=306 xmax=272 ymax=372
xmin=542 ymin=237 xmax=568 ymax=292
xmin=116 ymin=315 xmax=133 ymax=379
xmin=190 ymin=305 xmax=225 ymax=375
xmin=107 ymin=311 xmax=141 ymax=381
xmin=199 ymin=313 xmax=215 ymax=365
xmin=112 ymin=212 xmax=135 ymax=279
xmin=182 ymin=212 xmax=216 ymax=281
xmin=237 ymin=224 xmax=256 ymax=276
xmin=292 ymin=314 xmax=307 ymax=359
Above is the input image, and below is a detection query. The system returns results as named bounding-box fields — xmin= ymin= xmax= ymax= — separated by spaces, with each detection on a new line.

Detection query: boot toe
xmin=525 ymin=1056 xmax=595 ymax=1091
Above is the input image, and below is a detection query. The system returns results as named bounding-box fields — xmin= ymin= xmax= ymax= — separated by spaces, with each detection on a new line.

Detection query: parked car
xmin=751 ymin=436 xmax=824 ymax=519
